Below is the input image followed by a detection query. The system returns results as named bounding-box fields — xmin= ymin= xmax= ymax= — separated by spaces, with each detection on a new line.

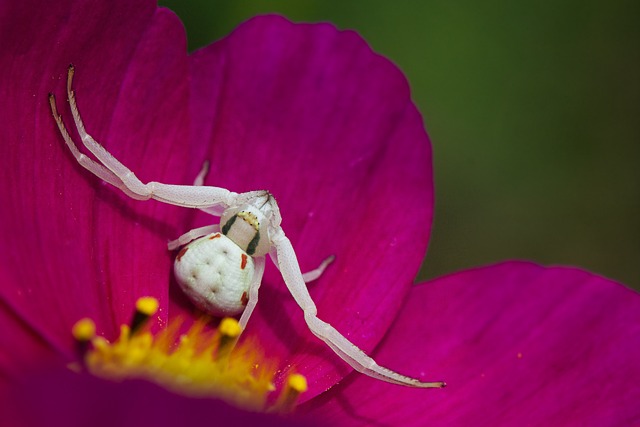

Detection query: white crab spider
xmin=48 ymin=65 xmax=445 ymax=389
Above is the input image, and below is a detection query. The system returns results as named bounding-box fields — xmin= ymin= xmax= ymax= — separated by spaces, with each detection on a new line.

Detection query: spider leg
xmin=193 ymin=160 xmax=209 ymax=186
xmin=188 ymin=161 xmax=227 ymax=217
xmin=59 ymin=65 xmax=235 ymax=209
xmin=301 ymin=255 xmax=335 ymax=283
xmin=238 ymin=256 xmax=266 ymax=330
xmin=167 ymin=225 xmax=220 ymax=251
xmin=271 ymin=230 xmax=445 ymax=388
xmin=269 ymin=249 xmax=335 ymax=284
xmin=49 ymin=93 xmax=141 ymax=200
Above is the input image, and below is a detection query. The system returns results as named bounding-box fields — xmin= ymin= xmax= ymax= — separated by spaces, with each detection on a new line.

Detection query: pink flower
xmin=0 ymin=1 xmax=638 ymax=426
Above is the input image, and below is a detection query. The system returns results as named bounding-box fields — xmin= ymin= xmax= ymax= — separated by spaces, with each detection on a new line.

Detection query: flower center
xmin=71 ymin=297 xmax=306 ymax=412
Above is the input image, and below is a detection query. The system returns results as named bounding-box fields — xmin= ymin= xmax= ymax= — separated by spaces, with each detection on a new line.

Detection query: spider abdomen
xmin=174 ymin=232 xmax=254 ymax=316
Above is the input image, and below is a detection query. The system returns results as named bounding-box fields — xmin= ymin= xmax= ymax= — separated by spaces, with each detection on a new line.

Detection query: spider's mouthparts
xmin=71 ymin=297 xmax=305 ymax=412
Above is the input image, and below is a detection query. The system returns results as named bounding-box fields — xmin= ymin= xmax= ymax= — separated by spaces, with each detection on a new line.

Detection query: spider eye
xmin=237 ymin=211 xmax=260 ymax=230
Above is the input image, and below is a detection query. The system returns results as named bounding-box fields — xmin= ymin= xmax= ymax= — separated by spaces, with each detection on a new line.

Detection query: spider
xmin=48 ymin=65 xmax=445 ymax=389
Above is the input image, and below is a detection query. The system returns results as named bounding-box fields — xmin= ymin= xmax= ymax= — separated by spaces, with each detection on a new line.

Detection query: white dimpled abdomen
xmin=174 ymin=232 xmax=254 ymax=316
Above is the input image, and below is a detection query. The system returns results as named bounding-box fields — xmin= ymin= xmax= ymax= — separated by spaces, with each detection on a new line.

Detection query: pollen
xmin=72 ymin=318 xmax=96 ymax=341
xmin=71 ymin=297 xmax=307 ymax=412
xmin=136 ymin=296 xmax=159 ymax=315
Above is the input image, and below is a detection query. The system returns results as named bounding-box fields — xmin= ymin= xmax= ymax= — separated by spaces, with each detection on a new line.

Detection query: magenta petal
xmin=1 ymin=369 xmax=312 ymax=427
xmin=187 ymin=15 xmax=434 ymax=397
xmin=0 ymin=1 xmax=191 ymax=365
xmin=303 ymin=262 xmax=640 ymax=426
xmin=0 ymin=283 xmax=61 ymax=384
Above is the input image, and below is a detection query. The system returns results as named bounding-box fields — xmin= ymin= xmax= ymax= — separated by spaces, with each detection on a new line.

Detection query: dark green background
xmin=160 ymin=1 xmax=639 ymax=290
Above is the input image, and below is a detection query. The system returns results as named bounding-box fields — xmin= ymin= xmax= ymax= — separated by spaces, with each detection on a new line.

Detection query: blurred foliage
xmin=160 ymin=0 xmax=639 ymax=290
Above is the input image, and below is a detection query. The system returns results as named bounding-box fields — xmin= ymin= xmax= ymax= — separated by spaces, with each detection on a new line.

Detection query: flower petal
xmin=186 ymin=15 xmax=434 ymax=396
xmin=0 ymin=1 xmax=191 ymax=364
xmin=0 ymin=272 xmax=62 ymax=385
xmin=1 ymin=369 xmax=312 ymax=427
xmin=303 ymin=261 xmax=640 ymax=426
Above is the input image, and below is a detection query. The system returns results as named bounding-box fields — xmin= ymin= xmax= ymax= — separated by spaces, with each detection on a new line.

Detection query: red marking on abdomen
xmin=240 ymin=254 xmax=248 ymax=270
xmin=176 ymin=247 xmax=188 ymax=262
xmin=209 ymin=233 xmax=221 ymax=240
xmin=241 ymin=291 xmax=249 ymax=306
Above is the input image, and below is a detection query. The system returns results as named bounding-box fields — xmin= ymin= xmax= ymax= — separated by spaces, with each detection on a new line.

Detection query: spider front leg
xmin=51 ymin=65 xmax=235 ymax=211
xmin=49 ymin=93 xmax=140 ymax=200
xmin=270 ymin=229 xmax=445 ymax=388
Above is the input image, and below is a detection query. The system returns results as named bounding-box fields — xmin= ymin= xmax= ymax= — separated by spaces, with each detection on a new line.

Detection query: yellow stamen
xmin=72 ymin=318 xmax=96 ymax=341
xmin=72 ymin=297 xmax=307 ymax=412
xmin=274 ymin=373 xmax=309 ymax=413
xmin=129 ymin=296 xmax=159 ymax=335
xmin=136 ymin=296 xmax=159 ymax=315
xmin=219 ymin=317 xmax=242 ymax=337
xmin=288 ymin=373 xmax=308 ymax=393
xmin=217 ymin=318 xmax=242 ymax=363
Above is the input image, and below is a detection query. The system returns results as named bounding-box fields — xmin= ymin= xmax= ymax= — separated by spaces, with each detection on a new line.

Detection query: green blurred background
xmin=159 ymin=0 xmax=639 ymax=290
